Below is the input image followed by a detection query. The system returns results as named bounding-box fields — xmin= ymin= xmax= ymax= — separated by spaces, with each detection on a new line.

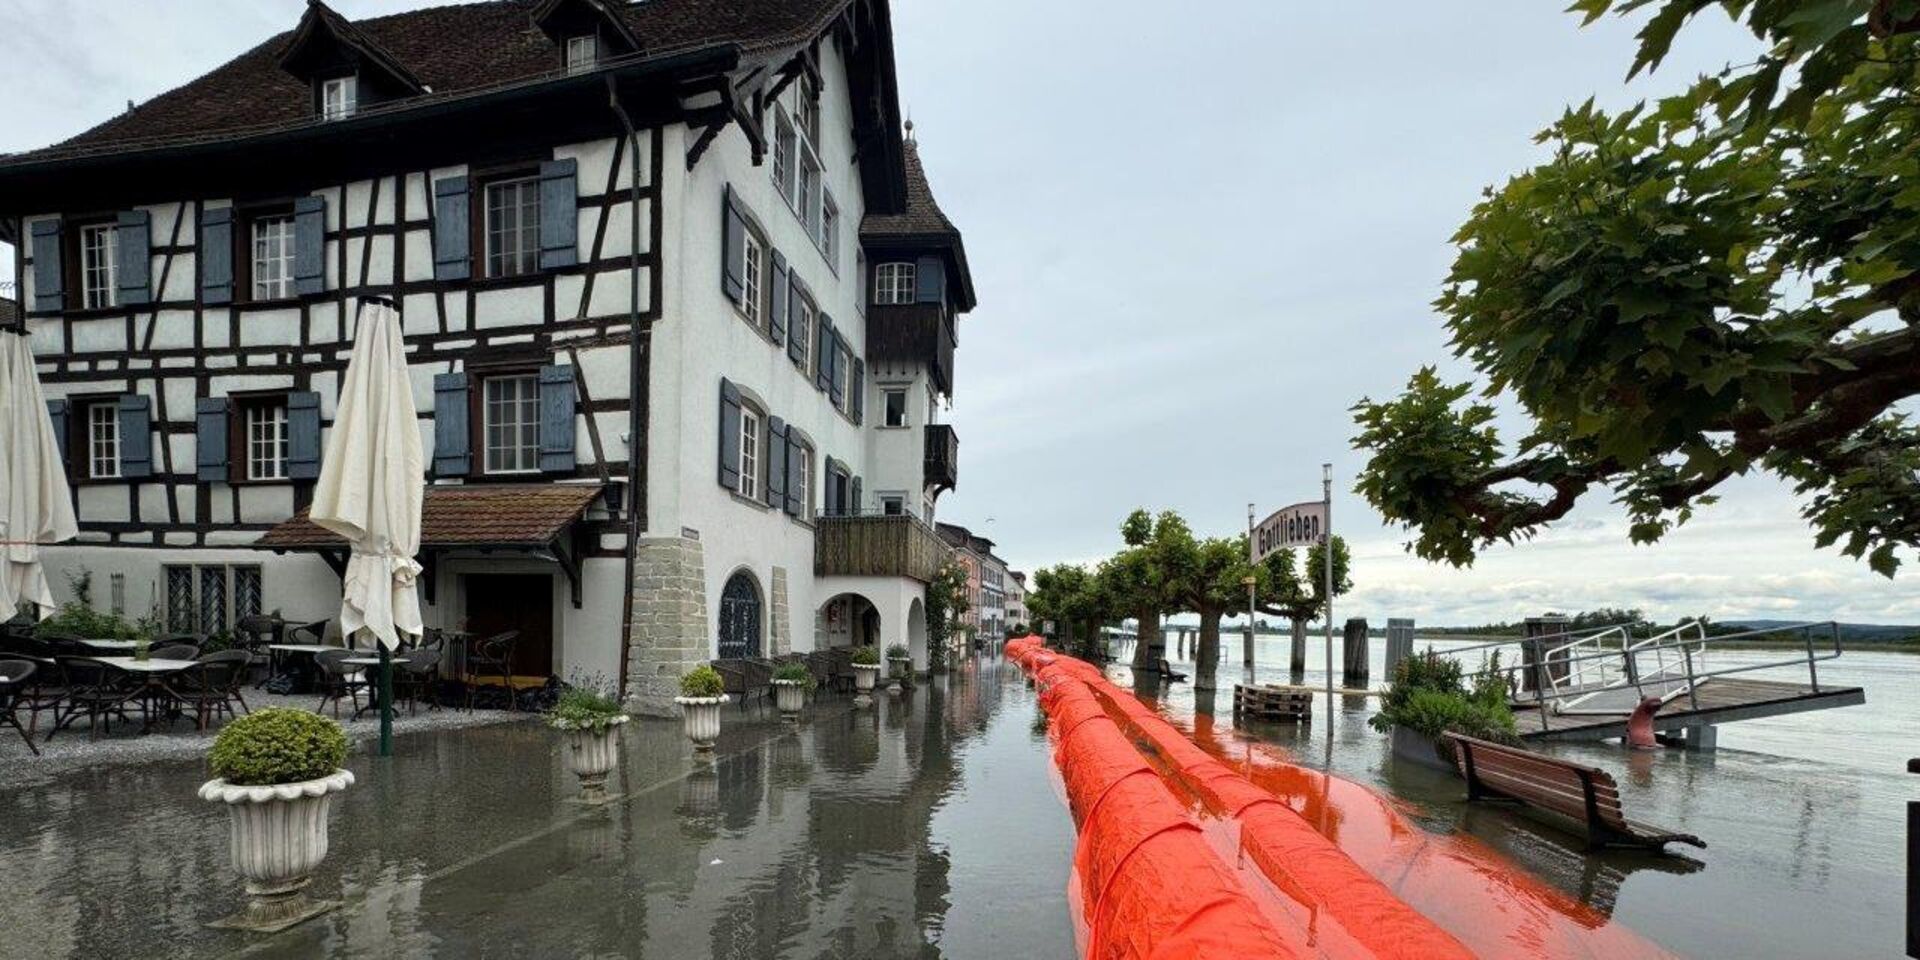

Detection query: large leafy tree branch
xmin=1353 ymin=0 xmax=1920 ymax=576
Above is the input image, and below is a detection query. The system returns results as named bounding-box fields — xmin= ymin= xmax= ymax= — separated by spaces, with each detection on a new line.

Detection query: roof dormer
xmin=278 ymin=0 xmax=424 ymax=120
xmin=532 ymin=0 xmax=641 ymax=73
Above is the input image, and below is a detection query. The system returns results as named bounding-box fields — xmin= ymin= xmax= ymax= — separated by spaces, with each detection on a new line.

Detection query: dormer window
xmin=565 ymin=35 xmax=598 ymax=74
xmin=322 ymin=76 xmax=358 ymax=120
xmin=874 ymin=262 xmax=916 ymax=305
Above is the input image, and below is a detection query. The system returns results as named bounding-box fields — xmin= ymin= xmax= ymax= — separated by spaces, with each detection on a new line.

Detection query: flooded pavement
xmin=0 ymin=654 xmax=1077 ymax=960
xmin=1138 ymin=636 xmax=1919 ymax=960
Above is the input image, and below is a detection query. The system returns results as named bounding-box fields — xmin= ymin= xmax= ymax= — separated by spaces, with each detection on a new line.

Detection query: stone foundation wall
xmin=625 ymin=535 xmax=710 ymax=717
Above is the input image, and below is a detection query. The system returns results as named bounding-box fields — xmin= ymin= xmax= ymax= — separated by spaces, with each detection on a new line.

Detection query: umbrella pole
xmin=378 ymin=646 xmax=394 ymax=757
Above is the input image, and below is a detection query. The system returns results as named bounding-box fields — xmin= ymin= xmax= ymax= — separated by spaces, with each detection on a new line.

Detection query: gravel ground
xmin=0 ymin=691 xmax=536 ymax=788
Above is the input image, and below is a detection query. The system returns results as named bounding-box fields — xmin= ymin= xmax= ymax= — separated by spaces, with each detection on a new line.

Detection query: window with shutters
xmin=483 ymin=176 xmax=542 ymax=278
xmin=798 ymin=149 xmax=822 ymax=236
xmin=565 ymin=35 xmax=599 ymax=75
xmin=882 ymin=388 xmax=908 ymax=428
xmin=321 ymin=76 xmax=358 ymax=120
xmin=820 ymin=192 xmax=839 ymax=266
xmin=249 ymin=214 xmax=296 ymax=301
xmin=874 ymin=262 xmax=915 ymax=306
xmin=833 ymin=344 xmax=851 ymax=411
xmin=245 ymin=401 xmax=288 ymax=481
xmin=482 ymin=374 xmax=541 ymax=474
xmin=772 ymin=109 xmax=796 ymax=203
xmin=739 ymin=405 xmax=767 ymax=500
xmin=740 ymin=230 xmax=765 ymax=327
xmin=85 ymin=400 xmax=120 ymax=479
xmin=791 ymin=294 xmax=814 ymax=372
xmin=795 ymin=443 xmax=813 ymax=519
xmin=77 ymin=222 xmax=117 ymax=310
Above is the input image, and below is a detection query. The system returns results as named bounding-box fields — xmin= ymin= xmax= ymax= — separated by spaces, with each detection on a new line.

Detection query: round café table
xmin=89 ymin=657 xmax=198 ymax=733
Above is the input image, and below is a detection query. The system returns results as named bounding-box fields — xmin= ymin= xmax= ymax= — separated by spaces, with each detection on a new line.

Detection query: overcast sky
xmin=3 ymin=1 xmax=1913 ymax=626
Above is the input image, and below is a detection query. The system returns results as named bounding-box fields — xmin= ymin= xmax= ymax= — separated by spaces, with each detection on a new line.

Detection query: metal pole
xmin=1247 ymin=503 xmax=1257 ymax=669
xmin=378 ymin=643 xmax=393 ymax=758
xmin=1322 ymin=463 xmax=1333 ymax=745
xmin=1908 ymin=757 xmax=1919 ymax=959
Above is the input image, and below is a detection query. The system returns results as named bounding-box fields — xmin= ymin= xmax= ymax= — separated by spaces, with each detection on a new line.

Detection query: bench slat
xmin=1447 ymin=733 xmax=1699 ymax=852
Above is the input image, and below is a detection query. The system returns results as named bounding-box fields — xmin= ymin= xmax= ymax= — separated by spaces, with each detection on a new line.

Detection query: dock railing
xmin=1417 ymin=620 xmax=1845 ymax=732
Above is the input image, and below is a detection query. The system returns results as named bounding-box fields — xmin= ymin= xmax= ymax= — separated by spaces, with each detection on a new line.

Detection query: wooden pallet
xmin=1233 ymin=684 xmax=1312 ymax=723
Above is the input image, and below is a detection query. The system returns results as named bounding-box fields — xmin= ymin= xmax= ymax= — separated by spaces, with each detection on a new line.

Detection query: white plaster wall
xmin=38 ymin=545 xmax=345 ymax=637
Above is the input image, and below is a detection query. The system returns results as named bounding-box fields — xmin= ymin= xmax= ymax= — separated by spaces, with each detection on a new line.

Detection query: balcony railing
xmin=924 ymin=423 xmax=958 ymax=493
xmin=815 ymin=512 xmax=951 ymax=583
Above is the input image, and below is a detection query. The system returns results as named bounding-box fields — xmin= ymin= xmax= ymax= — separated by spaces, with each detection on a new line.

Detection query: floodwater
xmin=0 ymin=654 xmax=1077 ymax=960
xmin=1137 ymin=633 xmax=1919 ymax=960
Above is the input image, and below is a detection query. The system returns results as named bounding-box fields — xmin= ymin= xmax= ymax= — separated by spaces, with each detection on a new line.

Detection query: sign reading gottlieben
xmin=1252 ymin=500 xmax=1326 ymax=562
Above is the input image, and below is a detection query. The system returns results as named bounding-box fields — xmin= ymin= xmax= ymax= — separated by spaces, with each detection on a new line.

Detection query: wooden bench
xmin=1445 ymin=733 xmax=1705 ymax=852
xmin=1154 ymin=658 xmax=1188 ymax=682
xmin=1233 ymin=684 xmax=1312 ymax=723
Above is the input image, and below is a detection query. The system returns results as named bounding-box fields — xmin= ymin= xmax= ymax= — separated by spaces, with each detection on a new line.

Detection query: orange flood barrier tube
xmin=1007 ymin=637 xmax=1474 ymax=960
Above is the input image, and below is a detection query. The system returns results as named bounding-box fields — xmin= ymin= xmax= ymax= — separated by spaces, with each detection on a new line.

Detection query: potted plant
xmin=549 ymin=675 xmax=629 ymax=805
xmin=882 ymin=642 xmax=909 ymax=697
xmin=675 ymin=665 xmax=728 ymax=751
xmin=770 ymin=662 xmax=813 ymax=720
xmin=1368 ymin=651 xmax=1519 ymax=772
xmin=197 ymin=708 xmax=353 ymax=932
xmin=850 ymin=645 xmax=881 ymax=707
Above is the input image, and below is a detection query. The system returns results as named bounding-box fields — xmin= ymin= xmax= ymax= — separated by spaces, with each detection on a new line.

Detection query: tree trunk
xmin=1290 ymin=618 xmax=1308 ymax=676
xmin=1132 ymin=609 xmax=1161 ymax=670
xmin=1195 ymin=609 xmax=1222 ymax=690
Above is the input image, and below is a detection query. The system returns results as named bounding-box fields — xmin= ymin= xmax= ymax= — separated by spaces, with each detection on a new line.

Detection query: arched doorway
xmin=819 ymin=592 xmax=882 ymax=649
xmin=907 ymin=597 xmax=928 ymax=668
xmin=718 ymin=570 xmax=762 ymax=658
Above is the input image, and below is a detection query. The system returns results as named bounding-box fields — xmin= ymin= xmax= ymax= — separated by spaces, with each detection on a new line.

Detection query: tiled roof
xmin=255 ymin=482 xmax=603 ymax=549
xmin=28 ymin=0 xmax=848 ymax=160
xmin=861 ymin=137 xmax=958 ymax=239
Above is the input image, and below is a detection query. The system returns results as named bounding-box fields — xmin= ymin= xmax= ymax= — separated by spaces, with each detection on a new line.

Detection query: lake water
xmin=1128 ymin=633 xmax=1918 ymax=959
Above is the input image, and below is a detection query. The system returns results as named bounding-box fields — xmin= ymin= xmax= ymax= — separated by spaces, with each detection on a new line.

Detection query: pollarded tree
xmin=1028 ymin=562 xmax=1112 ymax=658
xmin=1257 ymin=536 xmax=1352 ymax=667
xmin=1353 ymin=1 xmax=1920 ymax=577
xmin=1176 ymin=534 xmax=1257 ymax=690
xmin=1107 ymin=509 xmax=1200 ymax=670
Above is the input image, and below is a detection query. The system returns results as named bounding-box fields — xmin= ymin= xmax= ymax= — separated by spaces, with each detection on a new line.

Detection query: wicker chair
xmin=314 ymin=649 xmax=366 ymax=719
xmin=463 ymin=631 xmax=521 ymax=712
xmin=398 ymin=643 xmax=443 ymax=714
xmin=11 ymin=653 xmax=65 ymax=738
xmin=151 ymin=643 xmax=201 ymax=661
xmin=164 ymin=651 xmax=252 ymax=731
xmin=0 ymin=659 xmax=40 ymax=755
xmin=48 ymin=657 xmax=139 ymax=741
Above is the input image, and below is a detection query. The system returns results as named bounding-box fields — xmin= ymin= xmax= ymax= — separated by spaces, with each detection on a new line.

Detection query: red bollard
xmin=1626 ymin=695 xmax=1664 ymax=750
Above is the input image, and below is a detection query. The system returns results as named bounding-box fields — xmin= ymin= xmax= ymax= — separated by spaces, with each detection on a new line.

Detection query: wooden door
xmin=464 ymin=573 xmax=553 ymax=677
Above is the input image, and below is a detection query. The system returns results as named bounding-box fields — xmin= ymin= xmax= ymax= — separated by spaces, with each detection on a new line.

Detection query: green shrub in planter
xmin=1368 ymin=650 xmax=1519 ymax=746
xmin=850 ymin=645 xmax=880 ymax=666
xmin=208 ymin=708 xmax=349 ymax=786
xmin=771 ymin=663 xmax=814 ymax=688
xmin=885 ymin=643 xmax=909 ymax=660
xmin=550 ymin=675 xmax=628 ymax=732
xmin=680 ymin=665 xmax=725 ymax=698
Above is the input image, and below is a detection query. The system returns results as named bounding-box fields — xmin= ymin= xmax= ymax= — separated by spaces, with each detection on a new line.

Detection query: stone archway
xmin=907 ymin=596 xmax=928 ymax=668
xmin=818 ymin=592 xmax=883 ymax=650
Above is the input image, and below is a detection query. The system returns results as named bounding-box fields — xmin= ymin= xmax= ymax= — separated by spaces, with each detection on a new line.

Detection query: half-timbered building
xmin=0 ymin=0 xmax=973 ymax=713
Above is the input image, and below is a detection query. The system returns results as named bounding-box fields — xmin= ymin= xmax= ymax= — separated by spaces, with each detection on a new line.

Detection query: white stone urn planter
xmin=773 ymin=679 xmax=807 ymax=719
xmin=676 ymin=694 xmax=727 ymax=751
xmin=887 ymin=657 xmax=913 ymax=696
xmin=198 ymin=769 xmax=355 ymax=932
xmin=561 ymin=715 xmax=628 ymax=805
xmin=851 ymin=663 xmax=880 ymax=708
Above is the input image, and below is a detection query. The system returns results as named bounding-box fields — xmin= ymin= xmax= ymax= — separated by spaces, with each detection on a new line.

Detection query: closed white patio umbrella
xmin=0 ymin=331 xmax=78 ymax=620
xmin=308 ymin=300 xmax=424 ymax=752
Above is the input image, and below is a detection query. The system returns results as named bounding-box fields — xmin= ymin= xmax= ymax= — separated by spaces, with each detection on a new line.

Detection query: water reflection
xmin=0 ymin=650 xmax=1077 ymax=959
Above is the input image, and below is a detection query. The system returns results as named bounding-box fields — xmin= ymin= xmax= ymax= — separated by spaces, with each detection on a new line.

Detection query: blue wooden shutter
xmin=115 ymin=210 xmax=152 ymax=306
xmin=915 ymin=255 xmax=946 ymax=304
xmin=538 ymin=364 xmax=577 ymax=472
xmin=117 ymin=394 xmax=153 ymax=478
xmin=293 ymin=196 xmax=326 ymax=296
xmin=199 ymin=207 xmax=234 ymax=305
xmin=850 ymin=475 xmax=863 ymax=516
xmin=286 ymin=391 xmax=322 ymax=480
xmin=195 ymin=397 xmax=231 ymax=482
xmin=538 ymin=158 xmax=579 ymax=270
xmin=783 ymin=433 xmax=803 ymax=517
xmin=433 ymin=177 xmax=471 ymax=281
xmin=718 ymin=378 xmax=742 ymax=490
xmin=815 ymin=316 xmax=833 ymax=391
xmin=45 ymin=399 xmax=68 ymax=469
xmin=765 ymin=416 xmax=787 ymax=508
xmin=432 ymin=373 xmax=471 ymax=476
xmin=721 ymin=186 xmax=745 ymax=303
xmin=828 ymin=329 xmax=846 ymax=408
xmin=787 ymin=278 xmax=808 ymax=368
xmin=29 ymin=219 xmax=63 ymax=312
xmin=850 ymin=358 xmax=865 ymax=424
xmin=769 ymin=250 xmax=789 ymax=343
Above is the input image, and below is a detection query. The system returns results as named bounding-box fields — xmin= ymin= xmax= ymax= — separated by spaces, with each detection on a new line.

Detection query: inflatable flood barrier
xmin=1008 ymin=637 xmax=1473 ymax=959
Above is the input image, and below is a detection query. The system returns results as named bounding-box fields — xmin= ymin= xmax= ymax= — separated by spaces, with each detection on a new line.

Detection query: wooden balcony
xmin=924 ymin=423 xmax=958 ymax=493
xmin=866 ymin=302 xmax=956 ymax=395
xmin=815 ymin=513 xmax=951 ymax=583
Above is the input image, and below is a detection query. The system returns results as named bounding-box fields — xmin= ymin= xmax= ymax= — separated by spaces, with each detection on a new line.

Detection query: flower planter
xmin=851 ymin=663 xmax=880 ymax=708
xmin=198 ymin=769 xmax=355 ymax=932
xmin=562 ymin=716 xmax=628 ymax=805
xmin=1390 ymin=726 xmax=1457 ymax=774
xmin=773 ymin=679 xmax=807 ymax=719
xmin=675 ymin=694 xmax=727 ymax=751
xmin=888 ymin=657 xmax=913 ymax=690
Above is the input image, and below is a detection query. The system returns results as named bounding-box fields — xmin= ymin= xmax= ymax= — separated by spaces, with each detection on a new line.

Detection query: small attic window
xmin=322 ymin=76 xmax=358 ymax=120
xmin=565 ymin=35 xmax=598 ymax=75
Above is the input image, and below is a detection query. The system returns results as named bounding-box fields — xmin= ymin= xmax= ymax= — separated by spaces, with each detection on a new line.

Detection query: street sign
xmin=1252 ymin=500 xmax=1326 ymax=562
